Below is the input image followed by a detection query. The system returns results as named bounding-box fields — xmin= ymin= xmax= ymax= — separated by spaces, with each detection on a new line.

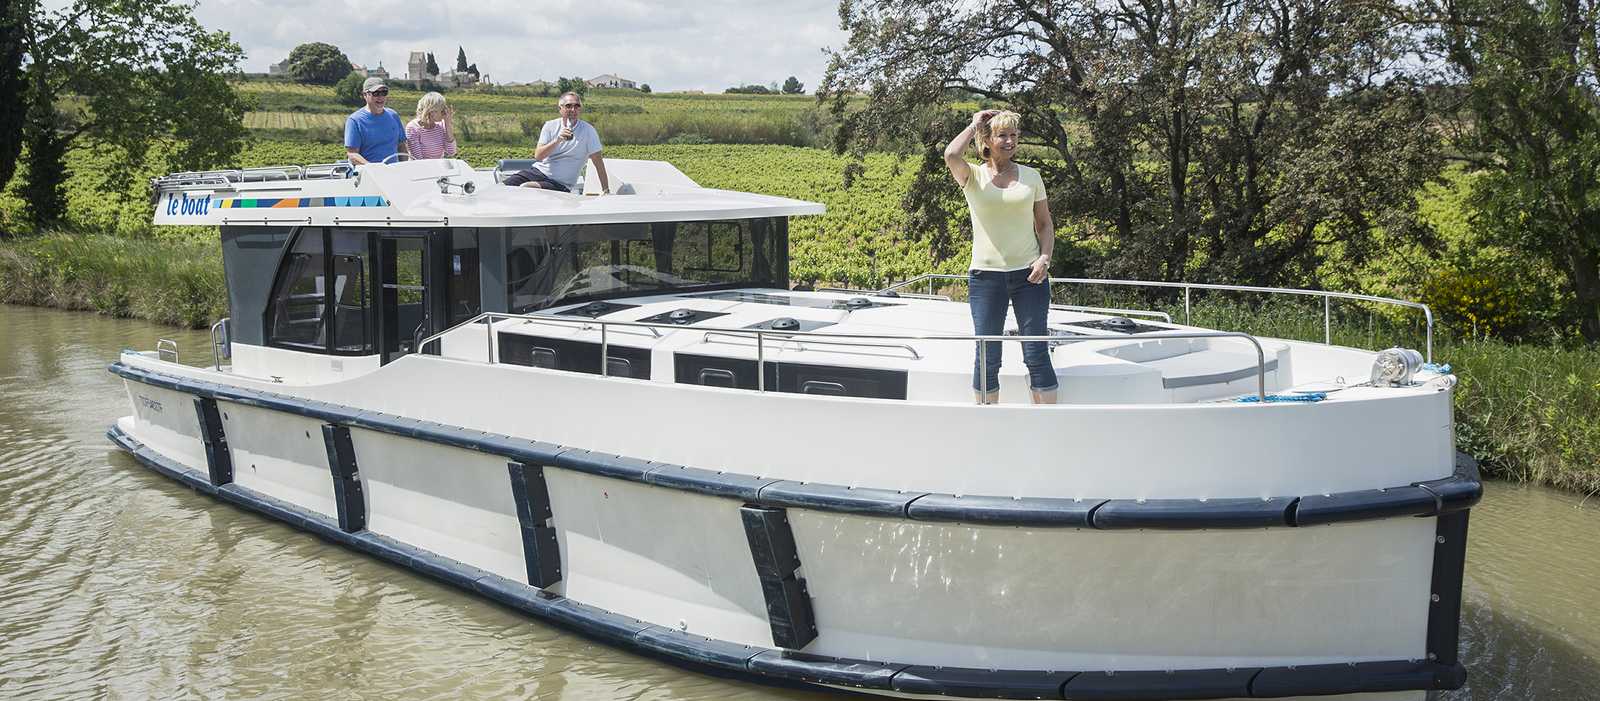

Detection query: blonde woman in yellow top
xmin=943 ymin=109 xmax=1057 ymax=404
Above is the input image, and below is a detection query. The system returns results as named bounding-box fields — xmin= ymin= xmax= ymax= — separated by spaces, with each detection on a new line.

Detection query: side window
xmin=448 ymin=228 xmax=481 ymax=325
xmin=674 ymin=221 xmax=744 ymax=273
xmin=267 ymin=230 xmax=328 ymax=350
xmin=506 ymin=226 xmax=556 ymax=314
xmin=330 ymin=231 xmax=370 ymax=353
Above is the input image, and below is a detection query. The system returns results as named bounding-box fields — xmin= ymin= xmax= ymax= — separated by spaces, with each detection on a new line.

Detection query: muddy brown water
xmin=1 ymin=305 xmax=1596 ymax=700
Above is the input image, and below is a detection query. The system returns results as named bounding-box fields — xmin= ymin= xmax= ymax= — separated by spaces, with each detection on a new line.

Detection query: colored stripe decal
xmin=210 ymin=196 xmax=390 ymax=210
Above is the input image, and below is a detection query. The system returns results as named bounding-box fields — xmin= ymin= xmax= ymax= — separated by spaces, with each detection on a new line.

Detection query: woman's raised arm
xmin=945 ymin=110 xmax=998 ymax=187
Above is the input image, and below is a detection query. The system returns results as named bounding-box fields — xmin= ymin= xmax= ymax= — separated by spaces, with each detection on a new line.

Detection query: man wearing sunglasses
xmin=344 ymin=77 xmax=409 ymax=166
xmin=503 ymin=91 xmax=611 ymax=194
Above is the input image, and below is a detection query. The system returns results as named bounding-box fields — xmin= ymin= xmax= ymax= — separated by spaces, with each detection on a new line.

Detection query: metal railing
xmin=419 ymin=311 xmax=1272 ymax=401
xmin=157 ymin=339 xmax=178 ymax=364
xmin=211 ymin=318 xmax=232 ymax=370
xmin=151 ymin=163 xmax=355 ymax=194
xmin=812 ymin=285 xmax=1172 ymax=323
xmin=886 ymin=274 xmax=1433 ymax=361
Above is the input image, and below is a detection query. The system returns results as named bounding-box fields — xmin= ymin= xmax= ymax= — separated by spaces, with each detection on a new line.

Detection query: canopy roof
xmin=151 ymin=158 xmax=825 ymax=228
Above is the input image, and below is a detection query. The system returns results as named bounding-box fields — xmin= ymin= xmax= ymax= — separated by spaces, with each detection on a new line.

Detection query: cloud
xmin=191 ymin=0 xmax=847 ymax=92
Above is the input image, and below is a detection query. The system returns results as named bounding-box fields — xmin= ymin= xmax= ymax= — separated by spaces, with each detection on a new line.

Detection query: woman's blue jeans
xmin=969 ymin=268 xmax=1058 ymax=393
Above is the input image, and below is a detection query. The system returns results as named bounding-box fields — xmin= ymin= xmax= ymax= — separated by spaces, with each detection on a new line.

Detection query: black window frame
xmin=263 ymin=227 xmax=378 ymax=357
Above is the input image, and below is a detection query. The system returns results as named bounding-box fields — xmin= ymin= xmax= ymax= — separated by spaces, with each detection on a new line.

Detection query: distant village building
xmin=587 ymin=73 xmax=637 ymax=90
xmin=267 ymin=61 xmax=288 ymax=77
xmin=405 ymin=50 xmax=478 ymax=87
xmin=369 ymin=62 xmax=390 ymax=80
xmin=407 ymin=51 xmax=429 ymax=81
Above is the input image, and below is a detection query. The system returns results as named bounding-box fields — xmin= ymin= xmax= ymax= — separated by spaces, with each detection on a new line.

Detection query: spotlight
xmin=1370 ymin=347 xmax=1424 ymax=387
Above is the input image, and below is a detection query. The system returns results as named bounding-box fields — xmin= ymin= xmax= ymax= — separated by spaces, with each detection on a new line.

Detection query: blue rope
xmin=1236 ymin=391 xmax=1328 ymax=403
xmin=1421 ymin=362 xmax=1452 ymax=374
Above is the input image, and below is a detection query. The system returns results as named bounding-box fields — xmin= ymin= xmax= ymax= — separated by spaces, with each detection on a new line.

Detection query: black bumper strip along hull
xmin=107 ymin=361 xmax=1483 ymax=530
xmin=107 ymin=423 xmax=1469 ymax=698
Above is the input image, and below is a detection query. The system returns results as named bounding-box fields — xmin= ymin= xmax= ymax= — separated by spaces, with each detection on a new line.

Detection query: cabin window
xmin=330 ymin=231 xmax=370 ymax=352
xmin=267 ymin=231 xmax=329 ymax=350
xmin=448 ymin=229 xmax=481 ymax=325
xmin=502 ymin=217 xmax=787 ymax=314
xmin=266 ymin=228 xmax=375 ymax=355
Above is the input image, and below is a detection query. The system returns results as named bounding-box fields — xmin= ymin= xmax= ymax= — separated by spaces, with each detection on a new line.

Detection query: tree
xmin=14 ymin=0 xmax=248 ymax=228
xmin=821 ymin=0 xmax=1440 ymax=285
xmin=466 ymin=62 xmax=479 ymax=80
xmin=285 ymin=41 xmax=350 ymax=85
xmin=640 ymin=83 xmax=651 ymax=94
xmin=556 ymin=76 xmax=574 ymax=94
xmin=782 ymin=76 xmax=804 ymax=94
xmin=334 ymin=70 xmax=365 ymax=108
xmin=725 ymin=84 xmax=772 ymax=94
xmin=1424 ymin=0 xmax=1600 ymax=341
xmin=456 ymin=46 xmax=468 ymax=73
xmin=426 ymin=52 xmax=439 ymax=77
xmin=0 ymin=0 xmax=28 ymax=197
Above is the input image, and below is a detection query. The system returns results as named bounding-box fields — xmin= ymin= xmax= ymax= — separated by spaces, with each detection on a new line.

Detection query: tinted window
xmin=267 ymin=231 xmax=328 ymax=349
xmin=504 ymin=218 xmax=785 ymax=314
xmin=331 ymin=231 xmax=370 ymax=353
xmin=448 ymin=228 xmax=481 ymax=325
xmin=266 ymin=229 xmax=375 ymax=355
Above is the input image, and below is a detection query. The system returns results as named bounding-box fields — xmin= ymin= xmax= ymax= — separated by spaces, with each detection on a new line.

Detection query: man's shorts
xmin=502 ymin=168 xmax=572 ymax=193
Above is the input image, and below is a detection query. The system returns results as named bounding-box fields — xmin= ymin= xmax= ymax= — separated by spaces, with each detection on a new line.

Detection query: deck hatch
xmin=739 ymin=506 xmax=817 ymax=650
xmin=508 ymin=461 xmax=562 ymax=588
xmin=674 ymin=354 xmax=908 ymax=399
xmin=193 ymin=397 xmax=233 ymax=486
xmin=1065 ymin=318 xmax=1170 ymax=334
xmin=636 ymin=308 xmax=730 ymax=326
xmin=320 ymin=424 xmax=366 ymax=533
xmin=554 ymin=300 xmax=639 ymax=318
xmin=498 ymin=334 xmax=651 ymax=379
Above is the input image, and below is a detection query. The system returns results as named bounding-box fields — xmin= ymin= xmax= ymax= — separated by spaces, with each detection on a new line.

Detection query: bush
xmin=334 ymin=71 xmax=365 ymax=108
xmin=1419 ymin=265 xmax=1548 ymax=340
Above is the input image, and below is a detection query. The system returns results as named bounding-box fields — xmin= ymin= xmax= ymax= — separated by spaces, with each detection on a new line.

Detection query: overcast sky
xmin=187 ymin=0 xmax=848 ymax=93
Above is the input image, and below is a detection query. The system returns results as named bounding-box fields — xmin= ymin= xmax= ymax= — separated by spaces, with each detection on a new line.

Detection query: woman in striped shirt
xmin=406 ymin=92 xmax=458 ymax=160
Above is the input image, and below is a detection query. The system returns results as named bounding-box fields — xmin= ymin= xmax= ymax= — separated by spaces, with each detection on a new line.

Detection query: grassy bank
xmin=0 ymin=233 xmax=225 ymax=328
xmin=2 ymin=228 xmax=1595 ymax=494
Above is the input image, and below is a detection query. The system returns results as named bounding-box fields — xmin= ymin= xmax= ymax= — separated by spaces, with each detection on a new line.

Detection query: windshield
xmin=505 ymin=218 xmax=786 ymax=313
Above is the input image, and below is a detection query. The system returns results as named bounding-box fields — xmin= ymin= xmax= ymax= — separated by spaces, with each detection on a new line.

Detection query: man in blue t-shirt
xmin=344 ymin=77 xmax=408 ymax=165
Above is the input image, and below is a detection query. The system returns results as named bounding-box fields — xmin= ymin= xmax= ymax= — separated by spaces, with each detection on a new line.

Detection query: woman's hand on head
xmin=972 ymin=109 xmax=999 ymax=127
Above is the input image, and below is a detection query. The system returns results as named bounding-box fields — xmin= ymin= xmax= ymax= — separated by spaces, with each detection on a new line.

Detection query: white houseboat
xmin=109 ymin=157 xmax=1479 ymax=700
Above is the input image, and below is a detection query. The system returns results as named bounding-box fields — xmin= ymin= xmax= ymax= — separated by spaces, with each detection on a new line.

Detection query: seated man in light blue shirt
xmin=344 ymin=77 xmax=409 ymax=165
xmin=503 ymin=92 xmax=611 ymax=194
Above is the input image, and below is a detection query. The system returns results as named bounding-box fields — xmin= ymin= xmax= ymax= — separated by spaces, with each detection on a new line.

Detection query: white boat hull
xmin=108 ymin=350 xmax=1475 ymax=700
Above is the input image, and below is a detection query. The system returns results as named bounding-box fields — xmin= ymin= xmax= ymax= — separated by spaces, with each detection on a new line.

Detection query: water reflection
xmin=0 ymin=305 xmax=1595 ymax=699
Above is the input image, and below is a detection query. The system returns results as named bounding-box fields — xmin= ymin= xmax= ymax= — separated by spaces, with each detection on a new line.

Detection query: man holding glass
xmin=503 ymin=91 xmax=611 ymax=194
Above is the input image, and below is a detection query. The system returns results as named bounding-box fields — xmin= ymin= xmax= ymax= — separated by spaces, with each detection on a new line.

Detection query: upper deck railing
xmin=883 ymin=274 xmax=1434 ymax=362
xmin=150 ymin=163 xmax=355 ymax=195
xmin=421 ymin=311 xmax=1272 ymax=401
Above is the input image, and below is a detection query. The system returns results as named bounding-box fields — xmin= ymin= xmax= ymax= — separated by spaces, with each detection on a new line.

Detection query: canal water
xmin=0 ymin=304 xmax=1596 ymax=700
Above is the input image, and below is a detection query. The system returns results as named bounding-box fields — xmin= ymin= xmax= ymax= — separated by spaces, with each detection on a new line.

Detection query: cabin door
xmin=378 ymin=233 xmax=432 ymax=364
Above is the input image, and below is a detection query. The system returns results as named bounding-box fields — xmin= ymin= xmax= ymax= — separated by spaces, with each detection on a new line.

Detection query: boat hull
xmin=107 ymin=356 xmax=1475 ymax=700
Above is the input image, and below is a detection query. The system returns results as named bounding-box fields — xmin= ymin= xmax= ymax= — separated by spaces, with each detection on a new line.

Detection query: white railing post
xmin=1324 ymin=294 xmax=1331 ymax=345
xmin=757 ymin=331 xmax=765 ymax=391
